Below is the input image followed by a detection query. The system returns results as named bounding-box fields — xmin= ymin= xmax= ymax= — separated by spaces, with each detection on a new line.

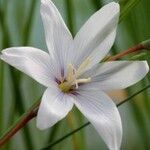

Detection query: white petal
xmin=41 ymin=0 xmax=73 ymax=74
xmin=73 ymin=2 xmax=119 ymax=70
xmin=37 ymin=87 xmax=74 ymax=130
xmin=73 ymin=89 xmax=122 ymax=150
xmin=81 ymin=61 xmax=149 ymax=90
xmin=0 ymin=47 xmax=56 ymax=87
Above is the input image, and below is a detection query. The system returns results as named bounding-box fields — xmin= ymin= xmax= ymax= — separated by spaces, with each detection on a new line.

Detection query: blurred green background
xmin=0 ymin=0 xmax=150 ymax=150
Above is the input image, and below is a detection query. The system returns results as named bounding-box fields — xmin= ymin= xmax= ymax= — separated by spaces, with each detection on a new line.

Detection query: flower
xmin=0 ymin=0 xmax=149 ymax=149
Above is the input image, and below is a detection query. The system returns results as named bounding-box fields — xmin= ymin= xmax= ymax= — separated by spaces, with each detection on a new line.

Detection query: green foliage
xmin=119 ymin=0 xmax=141 ymax=22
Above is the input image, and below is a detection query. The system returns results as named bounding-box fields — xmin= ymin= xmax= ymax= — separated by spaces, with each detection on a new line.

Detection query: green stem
xmin=42 ymin=122 xmax=90 ymax=150
xmin=119 ymin=0 xmax=141 ymax=23
xmin=67 ymin=112 xmax=80 ymax=150
xmin=127 ymin=88 xmax=150 ymax=149
xmin=23 ymin=0 xmax=37 ymax=45
xmin=130 ymin=101 xmax=150 ymax=149
xmin=0 ymin=8 xmax=11 ymax=47
xmin=91 ymin=0 xmax=102 ymax=10
xmin=46 ymin=123 xmax=61 ymax=144
xmin=0 ymin=62 xmax=4 ymax=134
xmin=141 ymin=80 xmax=150 ymax=113
xmin=41 ymin=84 xmax=150 ymax=150
xmin=65 ymin=0 xmax=75 ymax=36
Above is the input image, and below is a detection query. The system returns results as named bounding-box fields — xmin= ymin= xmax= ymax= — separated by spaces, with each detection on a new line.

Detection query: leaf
xmin=119 ymin=0 xmax=141 ymax=22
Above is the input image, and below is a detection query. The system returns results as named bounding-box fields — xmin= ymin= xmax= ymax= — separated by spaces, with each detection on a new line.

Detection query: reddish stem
xmin=108 ymin=44 xmax=144 ymax=61
xmin=0 ymin=106 xmax=39 ymax=147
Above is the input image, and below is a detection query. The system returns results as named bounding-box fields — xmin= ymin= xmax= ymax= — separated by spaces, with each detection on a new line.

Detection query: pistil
xmin=59 ymin=58 xmax=92 ymax=93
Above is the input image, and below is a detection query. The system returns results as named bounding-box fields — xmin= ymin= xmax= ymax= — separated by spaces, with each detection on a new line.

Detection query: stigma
xmin=59 ymin=58 xmax=91 ymax=93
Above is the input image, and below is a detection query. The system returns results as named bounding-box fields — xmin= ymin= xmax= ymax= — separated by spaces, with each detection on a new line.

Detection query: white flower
xmin=0 ymin=0 xmax=149 ymax=150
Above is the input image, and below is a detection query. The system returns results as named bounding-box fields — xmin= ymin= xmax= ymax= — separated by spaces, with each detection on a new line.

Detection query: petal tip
xmin=41 ymin=0 xmax=47 ymax=3
xmin=36 ymin=124 xmax=46 ymax=131
xmin=108 ymin=2 xmax=120 ymax=12
xmin=110 ymin=2 xmax=120 ymax=7
xmin=0 ymin=54 xmax=3 ymax=60
xmin=0 ymin=48 xmax=14 ymax=60
xmin=36 ymin=118 xmax=48 ymax=130
xmin=0 ymin=50 xmax=7 ymax=60
xmin=0 ymin=48 xmax=11 ymax=55
xmin=41 ymin=0 xmax=53 ymax=6
xmin=144 ymin=61 xmax=149 ymax=73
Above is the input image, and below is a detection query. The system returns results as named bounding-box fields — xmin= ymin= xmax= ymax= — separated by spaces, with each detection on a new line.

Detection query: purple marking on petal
xmin=73 ymin=68 xmax=76 ymax=75
xmin=61 ymin=68 xmax=64 ymax=77
xmin=55 ymin=78 xmax=61 ymax=84
xmin=78 ymin=83 xmax=84 ymax=86
xmin=70 ymin=91 xmax=79 ymax=96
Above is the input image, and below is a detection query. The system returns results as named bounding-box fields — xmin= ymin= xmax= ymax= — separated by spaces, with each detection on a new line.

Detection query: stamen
xmin=66 ymin=64 xmax=75 ymax=82
xmin=75 ymin=80 xmax=78 ymax=89
xmin=74 ymin=78 xmax=91 ymax=89
xmin=76 ymin=78 xmax=91 ymax=84
xmin=76 ymin=57 xmax=91 ymax=77
xmin=59 ymin=60 xmax=91 ymax=92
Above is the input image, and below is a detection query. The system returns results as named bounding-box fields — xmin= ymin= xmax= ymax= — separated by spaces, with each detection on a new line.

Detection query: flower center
xmin=59 ymin=58 xmax=91 ymax=93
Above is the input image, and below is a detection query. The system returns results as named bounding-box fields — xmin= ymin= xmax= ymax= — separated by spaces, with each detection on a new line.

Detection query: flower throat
xmin=59 ymin=58 xmax=91 ymax=93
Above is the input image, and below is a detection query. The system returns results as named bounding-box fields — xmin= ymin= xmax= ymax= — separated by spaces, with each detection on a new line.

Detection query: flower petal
xmin=81 ymin=61 xmax=149 ymax=90
xmin=41 ymin=0 xmax=73 ymax=73
xmin=73 ymin=2 xmax=119 ymax=70
xmin=73 ymin=89 xmax=122 ymax=150
xmin=0 ymin=47 xmax=56 ymax=87
xmin=37 ymin=87 xmax=74 ymax=130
